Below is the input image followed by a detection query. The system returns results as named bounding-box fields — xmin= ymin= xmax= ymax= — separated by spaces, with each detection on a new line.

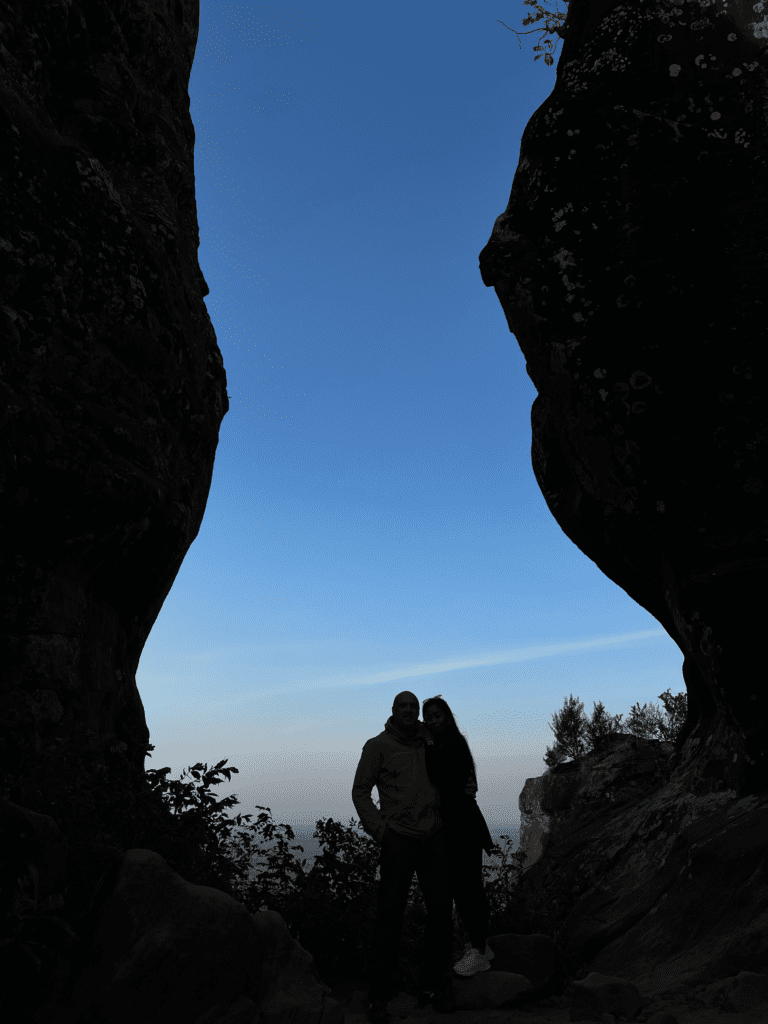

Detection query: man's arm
xmin=352 ymin=743 xmax=387 ymax=841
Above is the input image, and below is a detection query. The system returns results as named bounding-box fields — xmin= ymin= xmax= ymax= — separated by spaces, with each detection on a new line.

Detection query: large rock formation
xmin=480 ymin=0 xmax=768 ymax=801
xmin=518 ymin=732 xmax=678 ymax=875
xmin=511 ymin=733 xmax=768 ymax=1017
xmin=0 ymin=4 xmax=226 ymax=808
xmin=479 ymin=0 xmax=768 ymax=1015
xmin=0 ymin=1 xmax=264 ymax=1019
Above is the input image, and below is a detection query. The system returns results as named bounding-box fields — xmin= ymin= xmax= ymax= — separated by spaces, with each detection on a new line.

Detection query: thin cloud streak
xmin=179 ymin=629 xmax=668 ymax=710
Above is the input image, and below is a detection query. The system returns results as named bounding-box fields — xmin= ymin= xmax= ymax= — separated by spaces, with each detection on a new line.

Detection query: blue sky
xmin=136 ymin=0 xmax=684 ymax=869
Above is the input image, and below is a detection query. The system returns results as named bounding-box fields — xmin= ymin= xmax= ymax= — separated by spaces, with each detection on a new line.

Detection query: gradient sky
xmin=136 ymin=0 xmax=685 ymax=872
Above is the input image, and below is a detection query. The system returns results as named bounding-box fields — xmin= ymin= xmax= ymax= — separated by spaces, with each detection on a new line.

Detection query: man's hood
xmin=385 ymin=714 xmax=427 ymax=747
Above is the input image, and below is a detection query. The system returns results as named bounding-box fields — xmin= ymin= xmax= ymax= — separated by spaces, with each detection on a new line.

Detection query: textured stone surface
xmin=485 ymin=931 xmax=558 ymax=993
xmin=59 ymin=848 xmax=266 ymax=1024
xmin=250 ymin=909 xmax=345 ymax=1024
xmin=518 ymin=766 xmax=552 ymax=872
xmin=26 ymin=846 xmax=343 ymax=1024
xmin=0 ymin=0 xmax=227 ymax=801
xmin=511 ymin=732 xmax=768 ymax=1005
xmin=518 ymin=733 xmax=675 ymax=873
xmin=332 ymin=966 xmax=768 ymax=1022
xmin=2 ymin=798 xmax=344 ymax=1024
xmin=0 ymin=10 xmax=351 ymax=1024
xmin=480 ymin=5 xmax=768 ymax=995
xmin=479 ymin=0 xmax=768 ymax=800
xmin=518 ymin=732 xmax=674 ymax=871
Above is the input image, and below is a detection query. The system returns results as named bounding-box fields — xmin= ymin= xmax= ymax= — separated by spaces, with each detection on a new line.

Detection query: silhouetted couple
xmin=352 ymin=690 xmax=497 ymax=1022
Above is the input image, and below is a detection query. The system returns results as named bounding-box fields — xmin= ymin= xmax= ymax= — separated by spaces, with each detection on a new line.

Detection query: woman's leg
xmin=415 ymin=826 xmax=454 ymax=990
xmin=449 ymin=833 xmax=490 ymax=952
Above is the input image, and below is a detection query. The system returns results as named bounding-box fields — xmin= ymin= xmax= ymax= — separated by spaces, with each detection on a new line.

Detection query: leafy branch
xmin=499 ymin=0 xmax=570 ymax=66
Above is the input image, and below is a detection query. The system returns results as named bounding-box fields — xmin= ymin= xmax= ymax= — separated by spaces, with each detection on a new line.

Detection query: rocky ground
xmin=327 ymin=979 xmax=768 ymax=1024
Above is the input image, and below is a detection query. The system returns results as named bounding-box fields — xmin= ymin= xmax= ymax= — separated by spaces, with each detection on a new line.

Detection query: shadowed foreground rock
xmin=514 ymin=734 xmax=768 ymax=1017
xmin=478 ymin=0 xmax=768 ymax=1017
xmin=42 ymin=848 xmax=343 ymax=1024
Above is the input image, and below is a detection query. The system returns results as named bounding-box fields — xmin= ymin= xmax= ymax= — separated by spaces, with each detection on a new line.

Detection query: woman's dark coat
xmin=424 ymin=728 xmax=495 ymax=856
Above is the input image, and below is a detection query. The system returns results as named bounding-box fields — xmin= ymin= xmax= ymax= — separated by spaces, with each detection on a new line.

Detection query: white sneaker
xmin=452 ymin=945 xmax=492 ymax=977
xmin=453 ymin=942 xmax=495 ymax=963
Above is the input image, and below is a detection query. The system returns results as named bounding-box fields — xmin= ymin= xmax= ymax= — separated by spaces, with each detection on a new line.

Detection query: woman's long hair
xmin=421 ymin=694 xmax=477 ymax=780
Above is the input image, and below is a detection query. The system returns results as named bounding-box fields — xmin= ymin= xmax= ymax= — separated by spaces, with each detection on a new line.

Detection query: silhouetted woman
xmin=421 ymin=694 xmax=497 ymax=979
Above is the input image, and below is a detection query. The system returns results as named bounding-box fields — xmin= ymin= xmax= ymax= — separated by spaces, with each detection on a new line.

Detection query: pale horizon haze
xmin=136 ymin=0 xmax=686 ymax=874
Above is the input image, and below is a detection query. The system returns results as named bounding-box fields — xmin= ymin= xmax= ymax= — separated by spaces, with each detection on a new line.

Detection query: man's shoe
xmin=416 ymin=988 xmax=435 ymax=1010
xmin=417 ymin=986 xmax=455 ymax=1010
xmin=453 ymin=941 xmax=495 ymax=965
xmin=367 ymin=998 xmax=389 ymax=1022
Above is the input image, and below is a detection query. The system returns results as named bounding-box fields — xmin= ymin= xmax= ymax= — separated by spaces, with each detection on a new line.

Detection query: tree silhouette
xmin=544 ymin=689 xmax=688 ymax=768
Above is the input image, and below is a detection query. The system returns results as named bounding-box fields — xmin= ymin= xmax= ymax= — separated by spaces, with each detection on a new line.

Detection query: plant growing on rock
xmin=498 ymin=0 xmax=569 ymax=66
xmin=543 ymin=689 xmax=687 ymax=768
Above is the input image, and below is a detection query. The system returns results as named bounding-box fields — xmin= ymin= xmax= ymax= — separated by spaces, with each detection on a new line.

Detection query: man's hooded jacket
xmin=352 ymin=715 xmax=494 ymax=854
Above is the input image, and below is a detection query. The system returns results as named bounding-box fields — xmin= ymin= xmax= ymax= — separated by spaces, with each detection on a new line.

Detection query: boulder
xmin=191 ymin=995 xmax=260 ymax=1024
xmin=0 ymin=796 xmax=77 ymax=1017
xmin=56 ymin=848 xmax=264 ymax=1024
xmin=566 ymin=973 xmax=647 ymax=1022
xmin=483 ymin=930 xmax=557 ymax=992
xmin=21 ymin=841 xmax=342 ymax=1024
xmin=249 ymin=910 xmax=344 ymax=1024
xmin=479 ymin=0 xmax=768 ymax=802
xmin=517 ymin=733 xmax=674 ymax=872
xmin=443 ymin=960 xmax=768 ymax=1020
xmin=448 ymin=967 xmax=533 ymax=1010
xmin=506 ymin=733 xmax=768 ymax=1012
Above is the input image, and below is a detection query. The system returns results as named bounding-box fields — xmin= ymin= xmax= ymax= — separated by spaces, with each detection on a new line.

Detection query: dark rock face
xmin=0 ymin=7 xmax=350 ymax=1023
xmin=514 ymin=734 xmax=768 ymax=1010
xmin=0 ymin=0 xmax=227 ymax=803
xmin=481 ymin=0 xmax=768 ymax=1008
xmin=47 ymin=849 xmax=342 ymax=1024
xmin=480 ymin=0 xmax=768 ymax=800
